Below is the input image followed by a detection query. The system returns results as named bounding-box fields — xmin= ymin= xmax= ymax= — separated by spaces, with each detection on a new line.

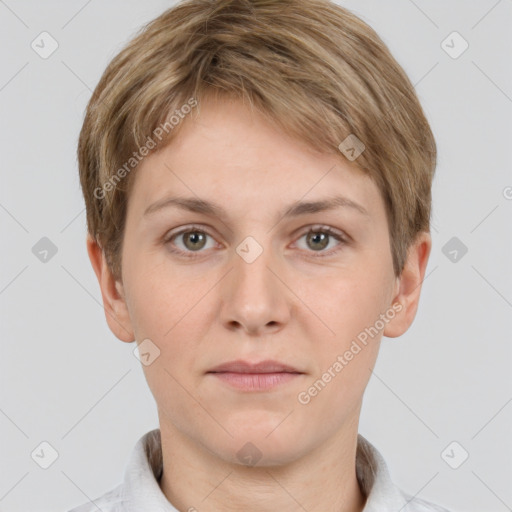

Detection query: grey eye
xmin=305 ymin=231 xmax=330 ymax=251
xmin=181 ymin=231 xmax=208 ymax=251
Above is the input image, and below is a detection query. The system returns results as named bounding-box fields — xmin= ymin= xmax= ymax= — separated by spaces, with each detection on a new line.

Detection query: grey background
xmin=0 ymin=1 xmax=511 ymax=511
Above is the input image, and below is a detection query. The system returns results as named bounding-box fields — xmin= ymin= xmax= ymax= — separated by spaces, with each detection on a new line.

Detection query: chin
xmin=212 ymin=421 xmax=311 ymax=468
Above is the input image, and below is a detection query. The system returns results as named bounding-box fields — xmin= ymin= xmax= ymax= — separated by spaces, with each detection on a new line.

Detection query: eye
xmin=294 ymin=226 xmax=347 ymax=257
xmin=164 ymin=224 xmax=348 ymax=259
xmin=164 ymin=225 xmax=217 ymax=258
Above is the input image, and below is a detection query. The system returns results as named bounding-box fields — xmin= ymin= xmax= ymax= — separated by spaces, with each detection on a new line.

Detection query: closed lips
xmin=207 ymin=360 xmax=303 ymax=374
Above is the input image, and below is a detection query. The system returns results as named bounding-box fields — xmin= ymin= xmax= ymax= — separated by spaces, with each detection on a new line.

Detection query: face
xmin=99 ymin=96 xmax=416 ymax=466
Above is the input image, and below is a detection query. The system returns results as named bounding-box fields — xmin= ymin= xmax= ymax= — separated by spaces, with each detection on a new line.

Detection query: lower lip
xmin=208 ymin=372 xmax=302 ymax=391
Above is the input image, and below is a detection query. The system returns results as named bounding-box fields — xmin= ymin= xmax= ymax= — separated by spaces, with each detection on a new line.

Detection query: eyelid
xmin=163 ymin=224 xmax=219 ymax=255
xmin=163 ymin=223 xmax=349 ymax=259
xmin=292 ymin=225 xmax=349 ymax=258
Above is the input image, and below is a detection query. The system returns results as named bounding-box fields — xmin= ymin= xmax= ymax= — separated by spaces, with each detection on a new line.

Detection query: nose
xmin=219 ymin=239 xmax=291 ymax=336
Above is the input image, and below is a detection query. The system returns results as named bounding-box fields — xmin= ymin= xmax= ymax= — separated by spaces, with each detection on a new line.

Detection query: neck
xmin=158 ymin=419 xmax=367 ymax=512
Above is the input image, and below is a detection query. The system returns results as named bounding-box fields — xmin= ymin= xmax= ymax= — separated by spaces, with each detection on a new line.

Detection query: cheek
xmin=308 ymin=268 xmax=391 ymax=342
xmin=123 ymin=249 xmax=199 ymax=338
xmin=127 ymin=269 xmax=207 ymax=428
xmin=124 ymin=264 xmax=212 ymax=392
xmin=300 ymin=264 xmax=391 ymax=395
xmin=297 ymin=276 xmax=384 ymax=420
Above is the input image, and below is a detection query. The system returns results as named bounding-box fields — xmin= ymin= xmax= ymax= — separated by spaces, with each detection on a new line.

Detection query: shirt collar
xmin=121 ymin=428 xmax=413 ymax=511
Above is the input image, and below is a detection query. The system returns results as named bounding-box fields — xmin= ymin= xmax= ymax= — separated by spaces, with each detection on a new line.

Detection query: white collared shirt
xmin=68 ymin=429 xmax=451 ymax=512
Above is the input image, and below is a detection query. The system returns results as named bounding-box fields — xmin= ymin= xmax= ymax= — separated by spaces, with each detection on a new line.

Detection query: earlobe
xmin=86 ymin=234 xmax=135 ymax=343
xmin=383 ymin=231 xmax=432 ymax=338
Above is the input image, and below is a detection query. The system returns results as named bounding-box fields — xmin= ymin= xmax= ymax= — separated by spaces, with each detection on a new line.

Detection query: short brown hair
xmin=78 ymin=0 xmax=436 ymax=281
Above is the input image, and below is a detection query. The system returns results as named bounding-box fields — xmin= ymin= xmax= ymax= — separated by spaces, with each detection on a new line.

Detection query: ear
xmin=86 ymin=234 xmax=135 ymax=343
xmin=383 ymin=231 xmax=432 ymax=338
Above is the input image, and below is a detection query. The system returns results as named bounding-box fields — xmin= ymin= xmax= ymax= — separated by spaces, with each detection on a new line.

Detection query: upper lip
xmin=207 ymin=359 xmax=303 ymax=374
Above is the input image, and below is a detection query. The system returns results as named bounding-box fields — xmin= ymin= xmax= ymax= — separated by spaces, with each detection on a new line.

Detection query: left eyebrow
xmin=281 ymin=195 xmax=370 ymax=219
xmin=143 ymin=194 xmax=370 ymax=221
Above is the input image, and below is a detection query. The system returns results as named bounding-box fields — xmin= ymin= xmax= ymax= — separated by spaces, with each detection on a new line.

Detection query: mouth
xmin=206 ymin=359 xmax=305 ymax=392
xmin=208 ymin=359 xmax=303 ymax=374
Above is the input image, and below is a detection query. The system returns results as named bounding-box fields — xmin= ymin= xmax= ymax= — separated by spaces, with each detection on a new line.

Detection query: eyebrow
xmin=143 ymin=194 xmax=370 ymax=221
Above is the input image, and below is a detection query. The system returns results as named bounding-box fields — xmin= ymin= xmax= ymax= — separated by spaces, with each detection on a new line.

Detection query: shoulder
xmin=67 ymin=483 xmax=125 ymax=512
xmin=400 ymin=490 xmax=452 ymax=512
xmin=356 ymin=433 xmax=452 ymax=512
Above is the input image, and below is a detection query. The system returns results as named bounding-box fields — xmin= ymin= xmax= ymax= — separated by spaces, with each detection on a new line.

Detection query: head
xmin=80 ymin=0 xmax=435 ymax=465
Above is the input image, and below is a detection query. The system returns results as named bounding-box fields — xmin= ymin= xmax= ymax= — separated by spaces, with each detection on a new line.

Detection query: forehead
xmin=128 ymin=97 xmax=384 ymax=223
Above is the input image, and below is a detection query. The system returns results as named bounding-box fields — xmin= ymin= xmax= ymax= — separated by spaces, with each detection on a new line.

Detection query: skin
xmin=87 ymin=96 xmax=431 ymax=512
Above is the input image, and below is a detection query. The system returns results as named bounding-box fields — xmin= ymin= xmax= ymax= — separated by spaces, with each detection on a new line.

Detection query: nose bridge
xmin=236 ymin=236 xmax=273 ymax=291
xmin=234 ymin=234 xmax=277 ymax=304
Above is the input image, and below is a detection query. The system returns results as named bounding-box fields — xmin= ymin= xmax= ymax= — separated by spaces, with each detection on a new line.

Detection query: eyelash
xmin=163 ymin=224 xmax=349 ymax=260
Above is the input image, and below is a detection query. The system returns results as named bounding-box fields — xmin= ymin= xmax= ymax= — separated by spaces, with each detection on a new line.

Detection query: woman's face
xmin=113 ymin=96 xmax=401 ymax=465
